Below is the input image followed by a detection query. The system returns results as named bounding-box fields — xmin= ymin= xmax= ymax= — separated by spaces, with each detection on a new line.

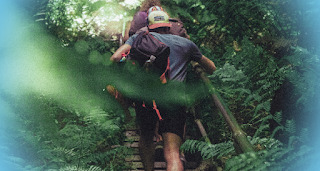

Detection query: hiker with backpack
xmin=124 ymin=4 xmax=190 ymax=144
xmin=110 ymin=9 xmax=216 ymax=171
xmin=124 ymin=1 xmax=189 ymax=42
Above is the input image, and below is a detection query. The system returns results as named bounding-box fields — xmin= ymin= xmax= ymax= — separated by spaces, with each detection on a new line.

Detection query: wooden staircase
xmin=124 ymin=126 xmax=199 ymax=171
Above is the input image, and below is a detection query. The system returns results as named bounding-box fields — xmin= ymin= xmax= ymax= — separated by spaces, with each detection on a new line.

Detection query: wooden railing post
xmin=191 ymin=61 xmax=254 ymax=153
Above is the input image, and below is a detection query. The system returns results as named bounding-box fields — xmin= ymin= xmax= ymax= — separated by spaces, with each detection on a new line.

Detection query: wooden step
xmin=125 ymin=161 xmax=199 ymax=170
xmin=124 ymin=126 xmax=199 ymax=170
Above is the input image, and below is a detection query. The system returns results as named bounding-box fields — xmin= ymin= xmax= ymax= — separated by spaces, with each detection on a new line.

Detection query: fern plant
xmin=224 ymin=144 xmax=312 ymax=171
xmin=203 ymin=37 xmax=290 ymax=140
xmin=36 ymin=108 xmax=129 ymax=170
xmin=181 ymin=113 xmax=313 ymax=170
xmin=181 ymin=139 xmax=235 ymax=160
xmin=1 ymin=92 xmax=131 ymax=171
xmin=285 ymin=46 xmax=320 ymax=111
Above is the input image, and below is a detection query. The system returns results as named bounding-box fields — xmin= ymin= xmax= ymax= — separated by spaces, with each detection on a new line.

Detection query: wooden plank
xmin=125 ymin=170 xmax=196 ymax=171
xmin=125 ymin=136 xmax=158 ymax=142
xmin=125 ymin=135 xmax=140 ymax=141
xmin=130 ymin=162 xmax=166 ymax=169
xmin=126 ymin=130 xmax=139 ymax=136
xmin=124 ymin=121 xmax=199 ymax=171
xmin=125 ymin=142 xmax=140 ymax=148
xmin=131 ymin=148 xmax=140 ymax=154
xmin=125 ymin=155 xmax=141 ymax=162
xmin=127 ymin=162 xmax=199 ymax=169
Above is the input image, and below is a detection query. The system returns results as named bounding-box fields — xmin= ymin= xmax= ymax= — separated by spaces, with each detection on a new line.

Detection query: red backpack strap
xmin=159 ymin=57 xmax=170 ymax=84
xmin=153 ymin=100 xmax=163 ymax=121
xmin=141 ymin=100 xmax=163 ymax=121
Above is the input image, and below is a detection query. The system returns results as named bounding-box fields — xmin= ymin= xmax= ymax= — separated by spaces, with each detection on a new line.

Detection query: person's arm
xmin=197 ymin=55 xmax=216 ymax=75
xmin=110 ymin=44 xmax=131 ymax=62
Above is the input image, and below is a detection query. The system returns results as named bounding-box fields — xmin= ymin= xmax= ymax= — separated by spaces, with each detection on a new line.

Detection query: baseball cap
xmin=147 ymin=6 xmax=164 ymax=14
xmin=148 ymin=10 xmax=172 ymax=29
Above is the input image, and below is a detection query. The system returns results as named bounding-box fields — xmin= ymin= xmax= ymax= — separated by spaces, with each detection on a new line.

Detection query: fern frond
xmin=59 ymin=165 xmax=103 ymax=171
xmin=287 ymin=136 xmax=297 ymax=149
xmin=181 ymin=140 xmax=234 ymax=159
xmin=285 ymin=119 xmax=296 ymax=135
xmin=252 ymin=114 xmax=273 ymax=124
xmin=236 ymin=88 xmax=251 ymax=100
xmin=253 ymin=100 xmax=270 ymax=117
xmin=253 ymin=116 xmax=272 ymax=139
xmin=253 ymin=124 xmax=269 ymax=139
xmin=273 ymin=111 xmax=282 ymax=124
xmin=88 ymin=165 xmax=103 ymax=171
xmin=298 ymin=128 xmax=309 ymax=143
xmin=244 ymin=93 xmax=262 ymax=105
xmin=59 ymin=166 xmax=78 ymax=171
xmin=270 ymin=125 xmax=284 ymax=139
xmin=53 ymin=147 xmax=77 ymax=157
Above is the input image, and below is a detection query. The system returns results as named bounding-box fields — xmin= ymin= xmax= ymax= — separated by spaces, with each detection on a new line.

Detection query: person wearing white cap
xmin=111 ymin=9 xmax=216 ymax=171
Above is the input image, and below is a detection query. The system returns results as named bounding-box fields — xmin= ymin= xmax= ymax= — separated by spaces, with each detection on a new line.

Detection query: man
xmin=111 ymin=10 xmax=216 ymax=171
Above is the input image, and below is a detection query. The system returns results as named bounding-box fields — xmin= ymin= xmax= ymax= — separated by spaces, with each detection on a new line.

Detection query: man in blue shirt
xmin=111 ymin=10 xmax=216 ymax=171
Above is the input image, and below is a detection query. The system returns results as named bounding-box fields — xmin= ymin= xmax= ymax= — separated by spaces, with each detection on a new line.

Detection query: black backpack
xmin=169 ymin=18 xmax=190 ymax=39
xmin=125 ymin=31 xmax=171 ymax=83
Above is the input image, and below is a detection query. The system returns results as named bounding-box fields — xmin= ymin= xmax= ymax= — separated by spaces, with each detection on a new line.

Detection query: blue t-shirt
xmin=125 ymin=32 xmax=203 ymax=81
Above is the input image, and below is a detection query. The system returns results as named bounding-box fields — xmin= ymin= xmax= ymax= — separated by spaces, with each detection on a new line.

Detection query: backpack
xmin=129 ymin=11 xmax=148 ymax=37
xmin=122 ymin=31 xmax=172 ymax=121
xmin=135 ymin=18 xmax=190 ymax=39
xmin=169 ymin=18 xmax=190 ymax=39
xmin=125 ymin=31 xmax=171 ymax=84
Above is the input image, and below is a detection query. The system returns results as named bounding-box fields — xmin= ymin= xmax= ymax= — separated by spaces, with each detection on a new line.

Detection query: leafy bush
xmin=181 ymin=113 xmax=314 ymax=170
xmin=2 ymin=92 xmax=131 ymax=170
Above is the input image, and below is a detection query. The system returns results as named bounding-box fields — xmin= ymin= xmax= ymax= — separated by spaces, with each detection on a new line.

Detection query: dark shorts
xmin=135 ymin=103 xmax=186 ymax=140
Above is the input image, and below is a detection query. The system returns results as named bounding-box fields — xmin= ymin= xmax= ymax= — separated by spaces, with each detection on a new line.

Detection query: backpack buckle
xmin=144 ymin=55 xmax=156 ymax=68
xmin=149 ymin=55 xmax=156 ymax=62
xmin=145 ymin=55 xmax=156 ymax=64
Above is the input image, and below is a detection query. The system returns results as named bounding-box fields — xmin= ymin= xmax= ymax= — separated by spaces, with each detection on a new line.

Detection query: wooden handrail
xmin=191 ymin=61 xmax=255 ymax=153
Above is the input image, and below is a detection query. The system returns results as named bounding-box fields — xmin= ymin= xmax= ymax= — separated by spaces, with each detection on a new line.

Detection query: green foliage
xmin=15 ymin=0 xmax=320 ymax=170
xmin=181 ymin=139 xmax=234 ymax=160
xmin=183 ymin=37 xmax=290 ymax=144
xmin=42 ymin=0 xmax=137 ymax=45
xmin=201 ymin=37 xmax=290 ymax=142
xmin=162 ymin=0 xmax=302 ymax=52
xmin=58 ymin=165 xmax=103 ymax=171
xmin=181 ymin=136 xmax=283 ymax=160
xmin=2 ymin=92 xmax=131 ymax=170
xmin=285 ymin=46 xmax=320 ymax=109
xmin=182 ymin=115 xmax=313 ymax=170
xmin=224 ymin=144 xmax=313 ymax=171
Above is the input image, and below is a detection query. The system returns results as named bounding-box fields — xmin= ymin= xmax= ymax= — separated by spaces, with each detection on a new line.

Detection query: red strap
xmin=115 ymin=90 xmax=118 ymax=99
xmin=141 ymin=101 xmax=163 ymax=121
xmin=153 ymin=100 xmax=163 ymax=121
xmin=160 ymin=57 xmax=171 ymax=84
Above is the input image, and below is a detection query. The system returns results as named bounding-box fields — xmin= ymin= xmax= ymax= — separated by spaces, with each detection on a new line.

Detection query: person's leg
xmin=139 ymin=130 xmax=155 ymax=171
xmin=162 ymin=132 xmax=184 ymax=171
xmin=158 ymin=106 xmax=187 ymax=171
xmin=135 ymin=105 xmax=158 ymax=171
